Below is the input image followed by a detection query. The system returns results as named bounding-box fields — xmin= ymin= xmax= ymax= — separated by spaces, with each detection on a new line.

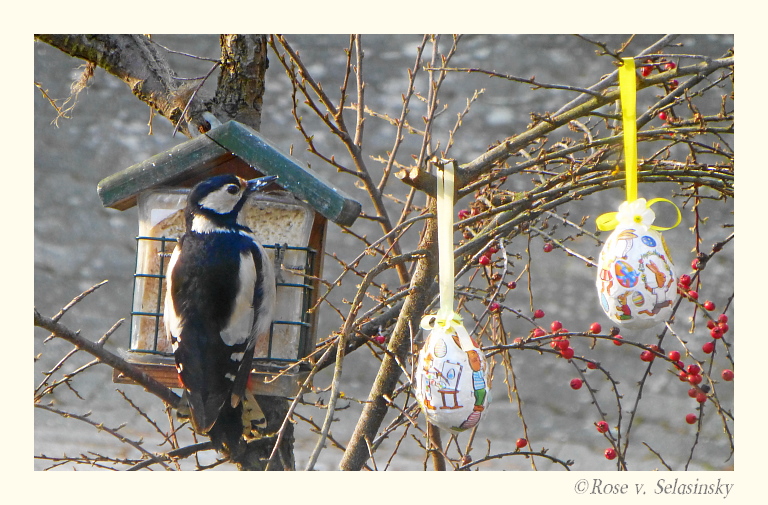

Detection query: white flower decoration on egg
xmin=615 ymin=198 xmax=655 ymax=230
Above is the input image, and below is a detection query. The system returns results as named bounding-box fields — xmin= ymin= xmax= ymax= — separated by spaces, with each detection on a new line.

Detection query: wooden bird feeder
xmin=98 ymin=120 xmax=361 ymax=397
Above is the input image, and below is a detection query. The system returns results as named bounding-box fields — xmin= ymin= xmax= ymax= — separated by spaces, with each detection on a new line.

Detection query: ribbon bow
xmin=596 ymin=197 xmax=681 ymax=232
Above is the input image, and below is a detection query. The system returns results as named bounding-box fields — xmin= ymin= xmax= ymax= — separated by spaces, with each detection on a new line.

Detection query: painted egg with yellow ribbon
xmin=414 ymin=316 xmax=491 ymax=433
xmin=595 ymin=198 xmax=679 ymax=330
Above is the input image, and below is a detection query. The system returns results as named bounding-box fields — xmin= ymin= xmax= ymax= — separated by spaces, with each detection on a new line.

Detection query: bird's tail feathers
xmin=185 ymin=389 xmax=227 ymax=435
xmin=208 ymin=402 xmax=247 ymax=457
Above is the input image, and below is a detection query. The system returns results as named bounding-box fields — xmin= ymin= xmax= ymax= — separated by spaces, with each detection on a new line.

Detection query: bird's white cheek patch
xmin=198 ymin=186 xmax=241 ymax=214
xmin=225 ymin=373 xmax=237 ymax=382
xmin=231 ymin=352 xmax=245 ymax=362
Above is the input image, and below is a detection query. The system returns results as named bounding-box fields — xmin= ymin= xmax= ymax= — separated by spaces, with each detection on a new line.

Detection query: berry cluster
xmin=639 ymin=58 xmax=679 ymax=123
xmin=463 ymin=232 xmax=731 ymax=464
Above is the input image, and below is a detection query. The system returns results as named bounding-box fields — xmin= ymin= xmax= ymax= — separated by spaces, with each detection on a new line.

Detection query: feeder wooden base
xmin=112 ymin=357 xmax=309 ymax=397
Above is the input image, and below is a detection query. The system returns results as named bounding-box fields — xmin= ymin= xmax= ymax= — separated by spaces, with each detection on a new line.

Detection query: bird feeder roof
xmin=97 ymin=120 xmax=361 ymax=227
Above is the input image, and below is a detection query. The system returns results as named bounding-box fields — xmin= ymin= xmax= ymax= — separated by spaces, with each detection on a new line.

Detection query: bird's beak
xmin=245 ymin=175 xmax=278 ymax=193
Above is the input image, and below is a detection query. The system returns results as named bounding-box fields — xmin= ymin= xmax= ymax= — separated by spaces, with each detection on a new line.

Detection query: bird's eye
xmin=226 ymin=184 xmax=239 ymax=195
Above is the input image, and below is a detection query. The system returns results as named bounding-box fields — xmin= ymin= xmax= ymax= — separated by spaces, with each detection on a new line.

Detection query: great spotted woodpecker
xmin=164 ymin=174 xmax=277 ymax=456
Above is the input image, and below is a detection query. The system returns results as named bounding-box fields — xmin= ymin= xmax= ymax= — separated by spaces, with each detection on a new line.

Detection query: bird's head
xmin=185 ymin=174 xmax=278 ymax=231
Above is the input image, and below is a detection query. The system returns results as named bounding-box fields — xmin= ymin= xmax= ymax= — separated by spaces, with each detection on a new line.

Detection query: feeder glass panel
xmin=131 ymin=189 xmax=315 ymax=362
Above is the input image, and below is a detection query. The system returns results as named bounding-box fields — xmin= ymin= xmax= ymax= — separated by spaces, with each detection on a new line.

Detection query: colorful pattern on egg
xmin=596 ymin=225 xmax=676 ymax=330
xmin=415 ymin=327 xmax=491 ymax=433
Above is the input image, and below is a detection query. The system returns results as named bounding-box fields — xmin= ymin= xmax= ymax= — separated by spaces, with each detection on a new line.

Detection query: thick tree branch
xmin=397 ymin=56 xmax=734 ymax=196
xmin=34 ymin=34 xmax=211 ymax=136
xmin=34 ymin=308 xmax=181 ymax=409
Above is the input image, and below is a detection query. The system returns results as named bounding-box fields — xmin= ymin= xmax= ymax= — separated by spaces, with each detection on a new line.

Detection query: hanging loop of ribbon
xmin=596 ymin=58 xmax=681 ymax=233
xmin=419 ymin=158 xmax=468 ymax=336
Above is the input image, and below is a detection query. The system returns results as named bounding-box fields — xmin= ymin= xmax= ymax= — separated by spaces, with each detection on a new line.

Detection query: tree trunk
xmin=339 ymin=215 xmax=438 ymax=470
xmin=211 ymin=35 xmax=268 ymax=130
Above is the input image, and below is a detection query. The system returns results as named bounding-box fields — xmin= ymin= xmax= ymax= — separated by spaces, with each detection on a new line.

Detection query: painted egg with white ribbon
xmin=414 ymin=321 xmax=491 ymax=433
xmin=595 ymin=199 xmax=677 ymax=330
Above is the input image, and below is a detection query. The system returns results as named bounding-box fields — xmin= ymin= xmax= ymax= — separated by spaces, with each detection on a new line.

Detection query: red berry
xmin=570 ymin=378 xmax=583 ymax=390
xmin=641 ymin=350 xmax=656 ymax=362
xmin=533 ymin=309 xmax=545 ymax=319
xmin=703 ymin=300 xmax=715 ymax=311
xmin=688 ymin=374 xmax=703 ymax=386
xmin=532 ymin=327 xmax=546 ymax=338
xmin=687 ymin=290 xmax=699 ymax=300
xmin=516 ymin=438 xmax=528 ymax=449
xmin=478 ymin=255 xmax=491 ymax=266
xmin=543 ymin=242 xmax=554 ymax=253
xmin=557 ymin=339 xmax=570 ymax=351
xmin=374 ymin=335 xmax=386 ymax=345
xmin=669 ymin=79 xmax=679 ymax=90
xmin=596 ymin=421 xmax=609 ymax=433
xmin=507 ymin=281 xmax=517 ymax=290
xmin=686 ymin=364 xmax=701 ymax=375
xmin=687 ymin=388 xmax=698 ymax=398
xmin=678 ymin=274 xmax=692 ymax=287
xmin=678 ymin=371 xmax=689 ymax=382
xmin=604 ymin=448 xmax=617 ymax=460
xmin=590 ymin=322 xmax=602 ymax=334
xmin=488 ymin=302 xmax=501 ymax=313
xmin=458 ymin=209 xmax=471 ymax=220
xmin=710 ymin=327 xmax=723 ymax=339
xmin=489 ymin=245 xmax=500 ymax=254
xmin=702 ymin=341 xmax=715 ymax=354
xmin=721 ymin=369 xmax=734 ymax=381
xmin=706 ymin=320 xmax=716 ymax=329
xmin=665 ymin=61 xmax=677 ymax=71
xmin=550 ymin=320 xmax=563 ymax=332
xmin=718 ymin=314 xmax=728 ymax=324
xmin=668 ymin=350 xmax=681 ymax=362
xmin=718 ymin=322 xmax=729 ymax=334
xmin=658 ymin=111 xmax=668 ymax=121
xmin=685 ymin=413 xmax=698 ymax=425
xmin=696 ymin=392 xmax=708 ymax=404
xmin=640 ymin=65 xmax=653 ymax=77
xmin=560 ymin=347 xmax=575 ymax=360
xmin=587 ymin=361 xmax=598 ymax=370
xmin=612 ymin=335 xmax=624 ymax=346
xmin=692 ymin=258 xmax=701 ymax=270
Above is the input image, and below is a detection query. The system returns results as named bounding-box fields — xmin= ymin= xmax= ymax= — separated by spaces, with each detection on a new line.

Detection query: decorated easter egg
xmin=596 ymin=224 xmax=676 ymax=330
xmin=414 ymin=323 xmax=491 ymax=433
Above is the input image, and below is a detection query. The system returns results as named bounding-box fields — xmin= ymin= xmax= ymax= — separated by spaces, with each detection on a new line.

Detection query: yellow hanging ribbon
xmin=419 ymin=159 xmax=476 ymax=349
xmin=596 ymin=58 xmax=681 ymax=232
xmin=620 ymin=57 xmax=638 ymax=203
